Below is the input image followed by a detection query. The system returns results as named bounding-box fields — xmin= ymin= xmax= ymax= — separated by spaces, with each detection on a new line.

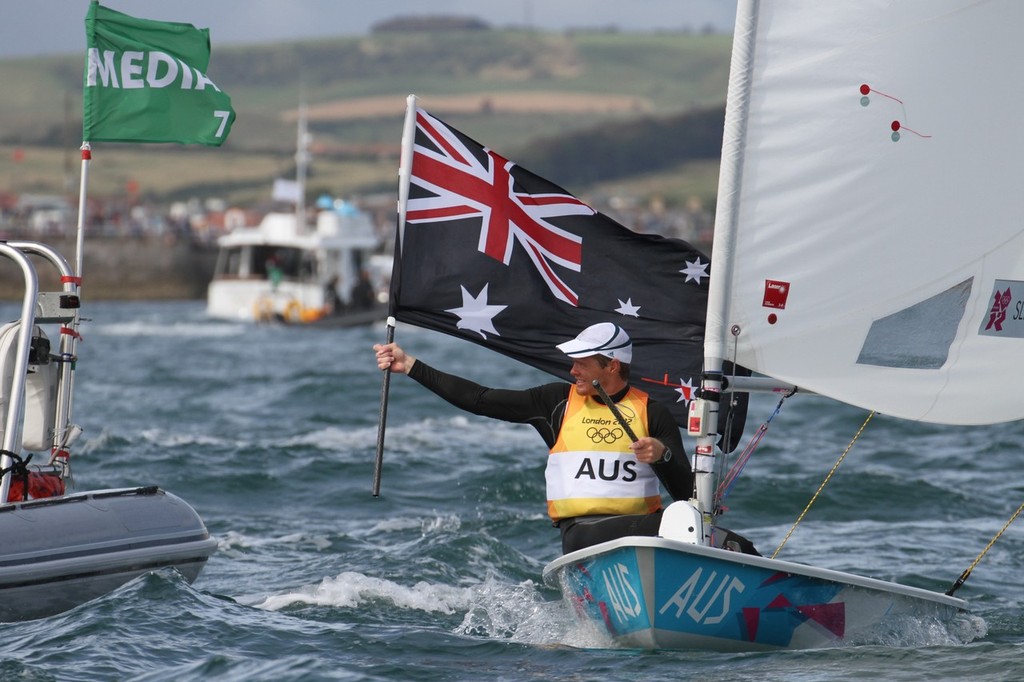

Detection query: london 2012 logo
xmin=979 ymin=280 xmax=1024 ymax=338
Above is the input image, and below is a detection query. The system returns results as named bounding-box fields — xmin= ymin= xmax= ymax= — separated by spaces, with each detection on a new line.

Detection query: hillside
xmin=0 ymin=28 xmax=731 ymax=209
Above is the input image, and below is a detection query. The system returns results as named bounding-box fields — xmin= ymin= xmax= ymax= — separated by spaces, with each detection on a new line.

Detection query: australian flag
xmin=391 ymin=106 xmax=747 ymax=450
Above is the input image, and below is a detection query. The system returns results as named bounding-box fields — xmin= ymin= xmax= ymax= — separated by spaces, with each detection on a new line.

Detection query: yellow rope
xmin=947 ymin=498 xmax=1024 ymax=596
xmin=771 ymin=410 xmax=875 ymax=559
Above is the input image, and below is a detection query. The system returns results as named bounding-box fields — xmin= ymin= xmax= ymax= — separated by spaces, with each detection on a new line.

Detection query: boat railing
xmin=0 ymin=241 xmax=81 ymax=504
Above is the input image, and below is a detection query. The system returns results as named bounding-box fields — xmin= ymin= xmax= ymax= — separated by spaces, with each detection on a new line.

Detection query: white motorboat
xmin=205 ymin=203 xmax=388 ymax=326
xmin=206 ymin=101 xmax=389 ymax=327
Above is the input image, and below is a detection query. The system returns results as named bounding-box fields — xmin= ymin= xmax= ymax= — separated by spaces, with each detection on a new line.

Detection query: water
xmin=1 ymin=300 xmax=1022 ymax=681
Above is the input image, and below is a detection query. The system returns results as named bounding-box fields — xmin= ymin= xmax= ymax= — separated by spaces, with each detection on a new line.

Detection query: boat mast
xmin=295 ymin=99 xmax=310 ymax=232
xmin=692 ymin=0 xmax=758 ymax=543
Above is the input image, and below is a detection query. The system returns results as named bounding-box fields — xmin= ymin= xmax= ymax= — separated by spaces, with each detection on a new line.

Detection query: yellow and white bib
xmin=546 ymin=387 xmax=661 ymax=521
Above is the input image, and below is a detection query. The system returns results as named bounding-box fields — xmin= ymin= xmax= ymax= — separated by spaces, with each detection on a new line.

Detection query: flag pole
xmin=372 ymin=94 xmax=418 ymax=497
xmin=74 ymin=143 xmax=91 ymax=281
xmin=59 ymin=141 xmax=92 ymax=439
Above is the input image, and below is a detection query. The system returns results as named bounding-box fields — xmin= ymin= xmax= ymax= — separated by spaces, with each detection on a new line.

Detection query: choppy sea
xmin=1 ymin=300 xmax=1022 ymax=681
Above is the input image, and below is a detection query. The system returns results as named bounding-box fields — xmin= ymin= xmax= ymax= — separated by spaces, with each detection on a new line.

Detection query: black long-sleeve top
xmin=407 ymin=360 xmax=694 ymax=502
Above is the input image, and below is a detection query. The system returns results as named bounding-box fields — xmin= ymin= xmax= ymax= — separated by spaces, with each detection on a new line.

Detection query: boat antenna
xmin=295 ymin=97 xmax=309 ymax=231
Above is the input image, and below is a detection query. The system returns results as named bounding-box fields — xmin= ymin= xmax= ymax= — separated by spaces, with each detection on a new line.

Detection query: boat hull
xmin=543 ymin=537 xmax=965 ymax=651
xmin=206 ymin=280 xmax=387 ymax=327
xmin=0 ymin=486 xmax=218 ymax=622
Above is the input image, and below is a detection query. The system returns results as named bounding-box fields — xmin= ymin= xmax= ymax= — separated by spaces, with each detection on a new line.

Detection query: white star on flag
xmin=446 ymin=284 xmax=507 ymax=339
xmin=615 ymin=298 xmax=641 ymax=317
xmin=680 ymin=257 xmax=709 ymax=284
xmin=675 ymin=377 xmax=696 ymax=404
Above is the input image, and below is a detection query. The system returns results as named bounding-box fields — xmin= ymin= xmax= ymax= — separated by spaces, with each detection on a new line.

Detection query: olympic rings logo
xmin=587 ymin=426 xmax=623 ymax=444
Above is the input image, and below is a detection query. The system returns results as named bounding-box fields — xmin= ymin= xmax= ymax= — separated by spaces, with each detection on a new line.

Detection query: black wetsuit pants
xmin=558 ymin=512 xmax=664 ymax=554
xmin=558 ymin=512 xmax=761 ymax=556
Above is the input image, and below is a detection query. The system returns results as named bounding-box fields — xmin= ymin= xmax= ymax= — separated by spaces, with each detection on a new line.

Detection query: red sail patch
xmin=762 ymin=280 xmax=791 ymax=309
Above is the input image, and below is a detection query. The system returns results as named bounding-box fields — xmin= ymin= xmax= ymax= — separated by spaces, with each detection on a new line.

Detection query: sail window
xmin=856 ymin=278 xmax=972 ymax=369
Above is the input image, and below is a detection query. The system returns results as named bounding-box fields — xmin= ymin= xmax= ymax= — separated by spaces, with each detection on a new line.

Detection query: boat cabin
xmin=206 ymin=206 xmax=384 ymax=324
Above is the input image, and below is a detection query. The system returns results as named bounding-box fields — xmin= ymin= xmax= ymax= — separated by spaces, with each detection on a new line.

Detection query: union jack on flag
xmin=390 ymin=102 xmax=748 ymax=449
xmin=407 ymin=109 xmax=587 ymax=306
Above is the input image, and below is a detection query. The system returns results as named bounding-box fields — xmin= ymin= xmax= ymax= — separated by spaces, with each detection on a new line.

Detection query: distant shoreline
xmin=0 ymin=236 xmax=217 ymax=301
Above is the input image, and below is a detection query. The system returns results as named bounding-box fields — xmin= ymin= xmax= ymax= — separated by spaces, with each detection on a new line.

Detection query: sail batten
xmin=710 ymin=0 xmax=1024 ymax=425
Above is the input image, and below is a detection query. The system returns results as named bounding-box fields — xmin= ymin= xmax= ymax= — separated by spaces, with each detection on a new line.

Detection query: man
xmin=350 ymin=269 xmax=376 ymax=310
xmin=324 ymin=275 xmax=343 ymax=314
xmin=373 ymin=322 xmax=694 ymax=555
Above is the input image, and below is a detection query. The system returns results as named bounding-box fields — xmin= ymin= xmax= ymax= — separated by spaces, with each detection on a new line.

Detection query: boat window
xmin=856 ymin=278 xmax=972 ymax=369
xmin=252 ymin=246 xmax=304 ymax=279
xmin=299 ymin=252 xmax=317 ymax=280
xmin=215 ymin=247 xmax=245 ymax=277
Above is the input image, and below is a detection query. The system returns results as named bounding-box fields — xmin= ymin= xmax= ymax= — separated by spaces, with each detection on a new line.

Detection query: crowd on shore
xmin=0 ymin=189 xmax=715 ymax=251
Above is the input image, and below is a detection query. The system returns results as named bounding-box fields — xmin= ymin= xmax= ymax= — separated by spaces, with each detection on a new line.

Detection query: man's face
xmin=569 ymin=355 xmax=618 ymax=396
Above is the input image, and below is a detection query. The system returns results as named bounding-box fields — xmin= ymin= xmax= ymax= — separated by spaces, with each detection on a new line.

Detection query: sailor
xmin=350 ymin=269 xmax=376 ymax=310
xmin=373 ymin=322 xmax=695 ymax=555
xmin=324 ymin=275 xmax=344 ymax=314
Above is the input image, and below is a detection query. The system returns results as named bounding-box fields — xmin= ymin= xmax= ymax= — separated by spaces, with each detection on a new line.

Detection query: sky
xmin=3 ymin=0 xmax=736 ymax=59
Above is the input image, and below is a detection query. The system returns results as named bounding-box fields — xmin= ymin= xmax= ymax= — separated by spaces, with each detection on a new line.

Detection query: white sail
xmin=709 ymin=0 xmax=1024 ymax=425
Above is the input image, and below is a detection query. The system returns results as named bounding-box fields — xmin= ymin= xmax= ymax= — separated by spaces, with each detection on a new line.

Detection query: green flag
xmin=83 ymin=1 xmax=235 ymax=146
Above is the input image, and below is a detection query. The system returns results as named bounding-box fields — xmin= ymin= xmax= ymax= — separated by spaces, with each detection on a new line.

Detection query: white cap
xmin=556 ymin=322 xmax=632 ymax=363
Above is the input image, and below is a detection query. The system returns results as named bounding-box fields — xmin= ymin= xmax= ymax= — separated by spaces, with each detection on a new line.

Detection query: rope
xmin=714 ymin=324 xmax=745 ymax=508
xmin=720 ymin=329 xmax=742 ymax=463
xmin=946 ymin=498 xmax=1024 ymax=596
xmin=771 ymin=410 xmax=875 ymax=559
xmin=716 ymin=389 xmax=793 ymax=507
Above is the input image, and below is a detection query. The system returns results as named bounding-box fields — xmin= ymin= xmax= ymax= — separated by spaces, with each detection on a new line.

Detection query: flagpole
xmin=59 ymin=142 xmax=92 ymax=439
xmin=372 ymin=94 xmax=418 ymax=497
xmin=75 ymin=143 xmax=91 ymax=281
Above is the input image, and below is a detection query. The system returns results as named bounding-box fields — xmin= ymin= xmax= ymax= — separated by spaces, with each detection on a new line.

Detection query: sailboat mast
xmin=692 ymin=0 xmax=759 ymax=539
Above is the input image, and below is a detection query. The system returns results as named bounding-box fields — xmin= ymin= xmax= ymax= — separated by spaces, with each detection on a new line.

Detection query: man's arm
xmin=375 ymin=341 xmax=569 ymax=445
xmin=407 ymin=360 xmax=571 ymax=444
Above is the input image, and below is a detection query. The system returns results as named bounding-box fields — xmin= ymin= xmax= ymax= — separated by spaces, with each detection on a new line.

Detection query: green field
xmin=0 ymin=28 xmax=731 ymax=208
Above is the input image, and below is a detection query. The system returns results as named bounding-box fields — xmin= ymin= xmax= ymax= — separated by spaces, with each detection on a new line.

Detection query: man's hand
xmin=630 ymin=436 xmax=667 ymax=464
xmin=373 ymin=342 xmax=416 ymax=374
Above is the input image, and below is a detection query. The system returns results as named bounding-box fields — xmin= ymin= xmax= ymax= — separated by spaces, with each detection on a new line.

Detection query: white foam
xmin=92 ymin=321 xmax=244 ymax=338
xmin=217 ymin=530 xmax=332 ymax=556
xmin=256 ymin=571 xmax=475 ymax=613
xmin=253 ymin=570 xmax=615 ymax=649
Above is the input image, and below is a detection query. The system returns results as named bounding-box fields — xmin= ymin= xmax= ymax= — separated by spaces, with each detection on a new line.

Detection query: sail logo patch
xmin=979 ymin=280 xmax=1024 ymax=338
xmin=762 ymin=280 xmax=790 ymax=309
